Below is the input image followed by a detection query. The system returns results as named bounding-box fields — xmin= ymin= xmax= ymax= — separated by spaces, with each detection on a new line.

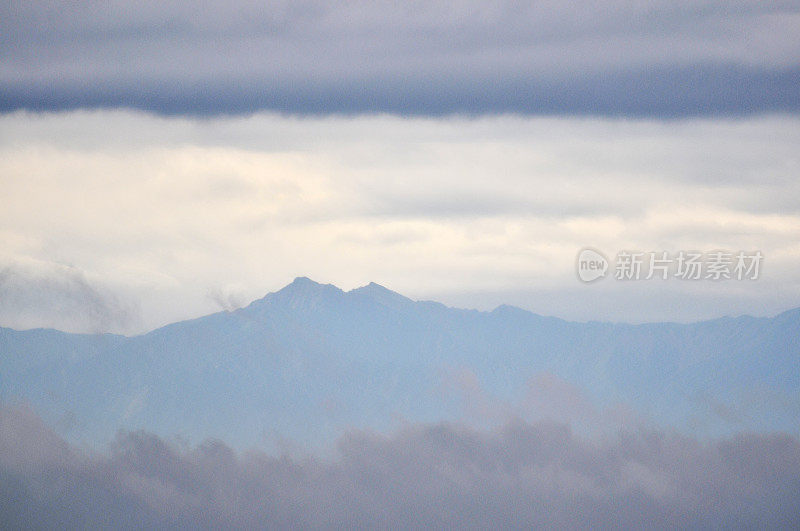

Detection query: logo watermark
xmin=576 ymin=248 xmax=609 ymax=282
xmin=576 ymin=249 xmax=762 ymax=283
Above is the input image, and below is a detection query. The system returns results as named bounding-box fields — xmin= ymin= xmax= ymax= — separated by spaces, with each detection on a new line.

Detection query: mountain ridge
xmin=1 ymin=276 xmax=794 ymax=337
xmin=1 ymin=277 xmax=798 ymax=447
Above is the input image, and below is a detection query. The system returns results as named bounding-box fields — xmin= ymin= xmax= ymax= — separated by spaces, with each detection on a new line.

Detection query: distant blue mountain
xmin=2 ymin=277 xmax=798 ymax=447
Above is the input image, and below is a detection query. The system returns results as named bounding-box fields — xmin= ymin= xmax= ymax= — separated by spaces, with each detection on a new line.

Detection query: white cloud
xmin=1 ymin=111 xmax=798 ymax=331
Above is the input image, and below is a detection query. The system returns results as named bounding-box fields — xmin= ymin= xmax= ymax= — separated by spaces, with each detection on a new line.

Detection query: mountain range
xmin=2 ymin=277 xmax=798 ymax=448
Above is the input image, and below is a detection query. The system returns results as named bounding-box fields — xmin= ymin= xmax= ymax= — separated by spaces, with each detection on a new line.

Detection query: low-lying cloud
xmin=1 ymin=404 xmax=798 ymax=528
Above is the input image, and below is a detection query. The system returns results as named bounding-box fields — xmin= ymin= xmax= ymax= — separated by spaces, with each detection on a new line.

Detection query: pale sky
xmin=1 ymin=110 xmax=799 ymax=333
xmin=2 ymin=1 xmax=800 ymax=333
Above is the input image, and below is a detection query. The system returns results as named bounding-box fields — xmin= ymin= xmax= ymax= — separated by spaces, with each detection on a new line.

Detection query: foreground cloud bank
xmin=1 ymin=404 xmax=798 ymax=528
xmin=2 ymin=1 xmax=799 ymax=117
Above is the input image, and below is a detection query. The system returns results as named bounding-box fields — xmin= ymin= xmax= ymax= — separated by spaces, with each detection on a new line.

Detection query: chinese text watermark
xmin=576 ymin=248 xmax=762 ymax=283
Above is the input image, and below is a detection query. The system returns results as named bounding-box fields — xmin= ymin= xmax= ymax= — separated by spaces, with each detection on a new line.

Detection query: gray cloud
xmin=206 ymin=285 xmax=246 ymax=312
xmin=1 ymin=1 xmax=798 ymax=117
xmin=1 ymin=403 xmax=798 ymax=528
xmin=0 ymin=261 xmax=138 ymax=334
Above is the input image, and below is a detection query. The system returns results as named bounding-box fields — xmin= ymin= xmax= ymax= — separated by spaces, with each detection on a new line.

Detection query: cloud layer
xmin=1 ymin=111 xmax=798 ymax=332
xmin=1 ymin=404 xmax=798 ymax=528
xmin=2 ymin=1 xmax=799 ymax=117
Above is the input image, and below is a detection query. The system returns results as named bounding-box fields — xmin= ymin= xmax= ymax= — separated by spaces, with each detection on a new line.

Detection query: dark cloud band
xmin=2 ymin=64 xmax=798 ymax=117
xmin=2 ymin=1 xmax=798 ymax=117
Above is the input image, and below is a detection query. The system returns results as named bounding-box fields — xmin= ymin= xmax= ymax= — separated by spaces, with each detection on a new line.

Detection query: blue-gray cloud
xmin=2 ymin=1 xmax=799 ymax=117
xmin=1 ymin=404 xmax=799 ymax=528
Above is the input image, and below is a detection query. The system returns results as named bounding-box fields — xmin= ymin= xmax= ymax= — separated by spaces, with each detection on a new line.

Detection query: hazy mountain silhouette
xmin=2 ymin=277 xmax=798 ymax=446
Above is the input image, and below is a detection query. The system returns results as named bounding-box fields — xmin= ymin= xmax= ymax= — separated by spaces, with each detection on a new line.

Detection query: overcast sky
xmin=1 ymin=111 xmax=798 ymax=333
xmin=2 ymin=0 xmax=799 ymax=117
xmin=1 ymin=1 xmax=799 ymax=333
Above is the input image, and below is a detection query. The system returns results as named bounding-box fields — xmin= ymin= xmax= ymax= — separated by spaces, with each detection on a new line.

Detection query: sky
xmin=1 ymin=1 xmax=799 ymax=333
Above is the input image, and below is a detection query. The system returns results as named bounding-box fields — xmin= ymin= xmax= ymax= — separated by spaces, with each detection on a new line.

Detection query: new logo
xmin=576 ymin=248 xmax=608 ymax=282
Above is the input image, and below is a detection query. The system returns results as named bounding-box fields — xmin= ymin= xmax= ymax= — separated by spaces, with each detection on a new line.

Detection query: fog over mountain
xmin=2 ymin=278 xmax=798 ymax=448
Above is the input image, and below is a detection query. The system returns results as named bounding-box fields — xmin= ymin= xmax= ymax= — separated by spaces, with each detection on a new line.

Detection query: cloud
xmin=1 ymin=1 xmax=799 ymax=117
xmin=1 ymin=403 xmax=798 ymax=528
xmin=0 ymin=260 xmax=138 ymax=334
xmin=1 ymin=111 xmax=799 ymax=331
xmin=207 ymin=285 xmax=247 ymax=312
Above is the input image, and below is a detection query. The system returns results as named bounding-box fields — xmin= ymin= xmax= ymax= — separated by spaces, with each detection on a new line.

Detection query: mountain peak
xmin=279 ymin=276 xmax=341 ymax=295
xmin=491 ymin=304 xmax=532 ymax=318
xmin=353 ymin=281 xmax=391 ymax=294
xmin=288 ymin=276 xmax=319 ymax=288
xmin=350 ymin=282 xmax=413 ymax=309
xmin=245 ymin=277 xmax=344 ymax=311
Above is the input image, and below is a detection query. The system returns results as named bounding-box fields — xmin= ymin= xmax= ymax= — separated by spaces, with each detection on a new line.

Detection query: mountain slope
xmin=1 ymin=277 xmax=798 ymax=447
